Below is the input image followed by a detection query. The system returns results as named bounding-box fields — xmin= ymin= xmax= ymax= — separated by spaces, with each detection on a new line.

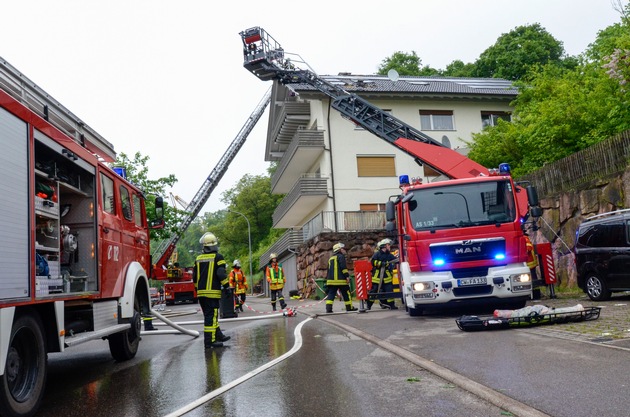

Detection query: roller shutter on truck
xmin=0 ymin=107 xmax=29 ymax=299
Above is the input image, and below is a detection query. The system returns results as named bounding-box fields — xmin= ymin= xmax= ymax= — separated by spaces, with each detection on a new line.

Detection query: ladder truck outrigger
xmin=150 ymin=88 xmax=271 ymax=305
xmin=0 ymin=57 xmax=173 ymax=417
xmin=240 ymin=27 xmax=552 ymax=316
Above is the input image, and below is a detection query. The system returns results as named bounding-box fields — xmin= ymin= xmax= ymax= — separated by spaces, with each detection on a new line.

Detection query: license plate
xmin=458 ymin=277 xmax=487 ymax=286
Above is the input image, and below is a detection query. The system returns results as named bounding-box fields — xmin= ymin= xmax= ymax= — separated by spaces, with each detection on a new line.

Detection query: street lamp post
xmin=228 ymin=209 xmax=252 ymax=293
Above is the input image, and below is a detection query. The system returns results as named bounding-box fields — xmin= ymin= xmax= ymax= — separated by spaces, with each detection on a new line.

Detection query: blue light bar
xmin=399 ymin=175 xmax=410 ymax=186
xmin=494 ymin=253 xmax=506 ymax=260
xmin=433 ymin=259 xmax=445 ymax=266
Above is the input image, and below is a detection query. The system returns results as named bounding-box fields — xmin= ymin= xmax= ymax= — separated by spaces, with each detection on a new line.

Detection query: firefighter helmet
xmin=333 ymin=242 xmax=345 ymax=253
xmin=270 ymin=253 xmax=278 ymax=263
xmin=199 ymin=232 xmax=218 ymax=247
xmin=233 ymin=260 xmax=241 ymax=268
xmin=378 ymin=238 xmax=392 ymax=248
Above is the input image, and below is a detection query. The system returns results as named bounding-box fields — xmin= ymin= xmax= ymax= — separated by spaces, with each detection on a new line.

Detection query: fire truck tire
xmin=0 ymin=312 xmax=47 ymax=417
xmin=408 ymin=306 xmax=424 ymax=317
xmin=108 ymin=296 xmax=141 ymax=361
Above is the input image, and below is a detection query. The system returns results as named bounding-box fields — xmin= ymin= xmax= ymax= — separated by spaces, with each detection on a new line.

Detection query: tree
xmin=442 ymin=60 xmax=477 ymax=77
xmin=112 ymin=152 xmax=180 ymax=241
xmin=474 ymin=24 xmax=565 ymax=80
xmin=468 ymin=18 xmax=630 ymax=176
xmin=377 ymin=51 xmax=440 ymax=76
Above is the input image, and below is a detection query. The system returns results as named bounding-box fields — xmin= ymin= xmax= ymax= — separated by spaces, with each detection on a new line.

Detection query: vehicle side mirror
xmin=386 ymin=201 xmax=395 ymax=222
xmin=154 ymin=196 xmax=164 ymax=220
xmin=526 ymin=185 xmax=539 ymax=207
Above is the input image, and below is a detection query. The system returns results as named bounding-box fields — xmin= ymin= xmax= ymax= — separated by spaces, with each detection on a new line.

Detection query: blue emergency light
xmin=399 ymin=175 xmax=410 ymax=186
xmin=498 ymin=163 xmax=511 ymax=175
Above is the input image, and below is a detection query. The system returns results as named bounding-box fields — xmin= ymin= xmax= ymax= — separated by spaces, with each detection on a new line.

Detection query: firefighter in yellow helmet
xmin=367 ymin=238 xmax=399 ymax=310
xmin=193 ymin=232 xmax=231 ymax=348
xmin=325 ymin=243 xmax=358 ymax=313
xmin=229 ymin=260 xmax=248 ymax=312
xmin=266 ymin=253 xmax=287 ymax=311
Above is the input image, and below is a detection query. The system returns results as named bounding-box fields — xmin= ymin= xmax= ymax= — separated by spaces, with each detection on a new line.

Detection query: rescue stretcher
xmin=456 ymin=305 xmax=601 ymax=331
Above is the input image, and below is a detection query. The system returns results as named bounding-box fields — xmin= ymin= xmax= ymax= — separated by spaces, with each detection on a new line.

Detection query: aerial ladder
xmin=239 ymin=27 xmax=489 ymax=180
xmin=151 ymin=87 xmax=271 ymax=304
xmin=239 ymin=28 xmax=551 ymax=313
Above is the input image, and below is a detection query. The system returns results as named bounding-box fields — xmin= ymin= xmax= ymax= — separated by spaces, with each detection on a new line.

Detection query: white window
xmin=420 ymin=110 xmax=454 ymax=130
xmin=481 ymin=111 xmax=511 ymax=128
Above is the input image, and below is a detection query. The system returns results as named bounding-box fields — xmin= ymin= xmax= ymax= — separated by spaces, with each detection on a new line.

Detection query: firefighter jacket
xmin=525 ymin=237 xmax=539 ymax=269
xmin=266 ymin=263 xmax=285 ymax=290
xmin=326 ymin=252 xmax=350 ymax=286
xmin=229 ymin=268 xmax=249 ymax=294
xmin=193 ymin=252 xmax=228 ymax=299
xmin=370 ymin=249 xmax=397 ymax=284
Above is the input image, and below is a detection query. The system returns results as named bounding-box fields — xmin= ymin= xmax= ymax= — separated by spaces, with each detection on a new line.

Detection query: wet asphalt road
xmin=37 ymin=293 xmax=630 ymax=417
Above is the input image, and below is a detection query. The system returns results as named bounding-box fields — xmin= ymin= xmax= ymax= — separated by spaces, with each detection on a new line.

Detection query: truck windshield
xmin=408 ymin=180 xmax=516 ymax=231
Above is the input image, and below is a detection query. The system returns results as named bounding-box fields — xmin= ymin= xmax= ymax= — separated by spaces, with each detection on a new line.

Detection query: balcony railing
xmin=272 ymin=174 xmax=328 ymax=226
xmin=301 ymin=211 xmax=387 ymax=241
xmin=260 ymin=211 xmax=387 ymax=269
xmin=271 ymin=128 xmax=325 ymax=192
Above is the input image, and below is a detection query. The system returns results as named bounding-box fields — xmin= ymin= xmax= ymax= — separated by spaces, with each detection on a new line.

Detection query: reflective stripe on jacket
xmin=229 ymin=268 xmax=248 ymax=294
xmin=193 ymin=253 xmax=228 ymax=298
xmin=326 ymin=253 xmax=349 ymax=286
xmin=371 ymin=250 xmax=396 ymax=284
xmin=266 ymin=264 xmax=285 ymax=290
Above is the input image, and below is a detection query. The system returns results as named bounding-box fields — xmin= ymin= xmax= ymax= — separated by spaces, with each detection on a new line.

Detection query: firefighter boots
xmin=346 ymin=305 xmax=358 ymax=312
xmin=326 ymin=304 xmax=333 ymax=313
xmin=216 ymin=330 xmax=231 ymax=343
xmin=280 ymin=301 xmax=287 ymax=309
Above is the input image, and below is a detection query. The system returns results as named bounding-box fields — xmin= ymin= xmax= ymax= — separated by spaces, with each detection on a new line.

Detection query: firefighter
xmin=367 ymin=238 xmax=399 ymax=310
xmin=193 ymin=232 xmax=231 ymax=348
xmin=325 ymin=243 xmax=358 ymax=313
xmin=229 ymin=260 xmax=248 ymax=312
xmin=266 ymin=253 xmax=287 ymax=311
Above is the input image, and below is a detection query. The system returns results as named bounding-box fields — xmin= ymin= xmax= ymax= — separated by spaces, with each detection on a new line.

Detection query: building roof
xmin=287 ymin=73 xmax=518 ymax=98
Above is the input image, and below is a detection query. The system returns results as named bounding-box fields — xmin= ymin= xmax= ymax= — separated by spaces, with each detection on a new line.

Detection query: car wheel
xmin=585 ymin=273 xmax=611 ymax=301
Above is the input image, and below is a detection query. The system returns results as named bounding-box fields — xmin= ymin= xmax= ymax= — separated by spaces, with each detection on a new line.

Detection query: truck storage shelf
xmin=455 ymin=306 xmax=601 ymax=332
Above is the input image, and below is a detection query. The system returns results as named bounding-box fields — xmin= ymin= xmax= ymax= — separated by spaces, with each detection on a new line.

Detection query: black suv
xmin=574 ymin=209 xmax=630 ymax=301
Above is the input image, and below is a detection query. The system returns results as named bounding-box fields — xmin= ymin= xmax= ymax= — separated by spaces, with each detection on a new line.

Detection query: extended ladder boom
xmin=0 ymin=56 xmax=116 ymax=162
xmin=239 ymin=27 xmax=488 ymax=179
xmin=151 ymin=87 xmax=272 ymax=268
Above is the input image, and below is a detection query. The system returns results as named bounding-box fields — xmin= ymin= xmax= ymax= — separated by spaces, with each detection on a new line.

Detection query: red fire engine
xmin=240 ymin=27 xmax=551 ymax=316
xmin=0 ymin=57 xmax=164 ymax=416
xmin=150 ymin=89 xmax=270 ymax=305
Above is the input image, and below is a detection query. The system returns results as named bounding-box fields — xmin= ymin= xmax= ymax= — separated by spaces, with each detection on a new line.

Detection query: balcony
xmin=260 ymin=211 xmax=387 ymax=269
xmin=271 ymin=128 xmax=325 ymax=193
xmin=267 ymin=101 xmax=311 ymax=160
xmin=272 ymin=174 xmax=328 ymax=228
xmin=302 ymin=211 xmax=386 ymax=241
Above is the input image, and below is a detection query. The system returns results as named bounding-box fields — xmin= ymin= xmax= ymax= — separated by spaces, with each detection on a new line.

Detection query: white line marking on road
xmin=163 ymin=317 xmax=312 ymax=417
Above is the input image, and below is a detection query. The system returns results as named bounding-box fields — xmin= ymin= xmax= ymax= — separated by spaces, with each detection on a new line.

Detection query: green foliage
xmin=474 ymin=23 xmax=565 ymax=80
xmin=468 ymin=16 xmax=630 ymax=176
xmin=377 ymin=51 xmax=439 ymax=76
xmin=112 ymin=152 xmax=179 ymax=241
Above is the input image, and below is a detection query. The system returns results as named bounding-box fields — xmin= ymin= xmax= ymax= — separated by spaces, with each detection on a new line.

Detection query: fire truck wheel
xmin=408 ymin=306 xmax=424 ymax=317
xmin=0 ymin=312 xmax=47 ymax=417
xmin=108 ymin=295 xmax=142 ymax=361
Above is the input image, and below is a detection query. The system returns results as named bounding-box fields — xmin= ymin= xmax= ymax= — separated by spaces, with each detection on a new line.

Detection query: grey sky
xmin=0 ymin=0 xmax=623 ymax=213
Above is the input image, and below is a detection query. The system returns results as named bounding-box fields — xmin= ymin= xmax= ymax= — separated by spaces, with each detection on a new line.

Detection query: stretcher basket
xmin=456 ymin=306 xmax=601 ymax=332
